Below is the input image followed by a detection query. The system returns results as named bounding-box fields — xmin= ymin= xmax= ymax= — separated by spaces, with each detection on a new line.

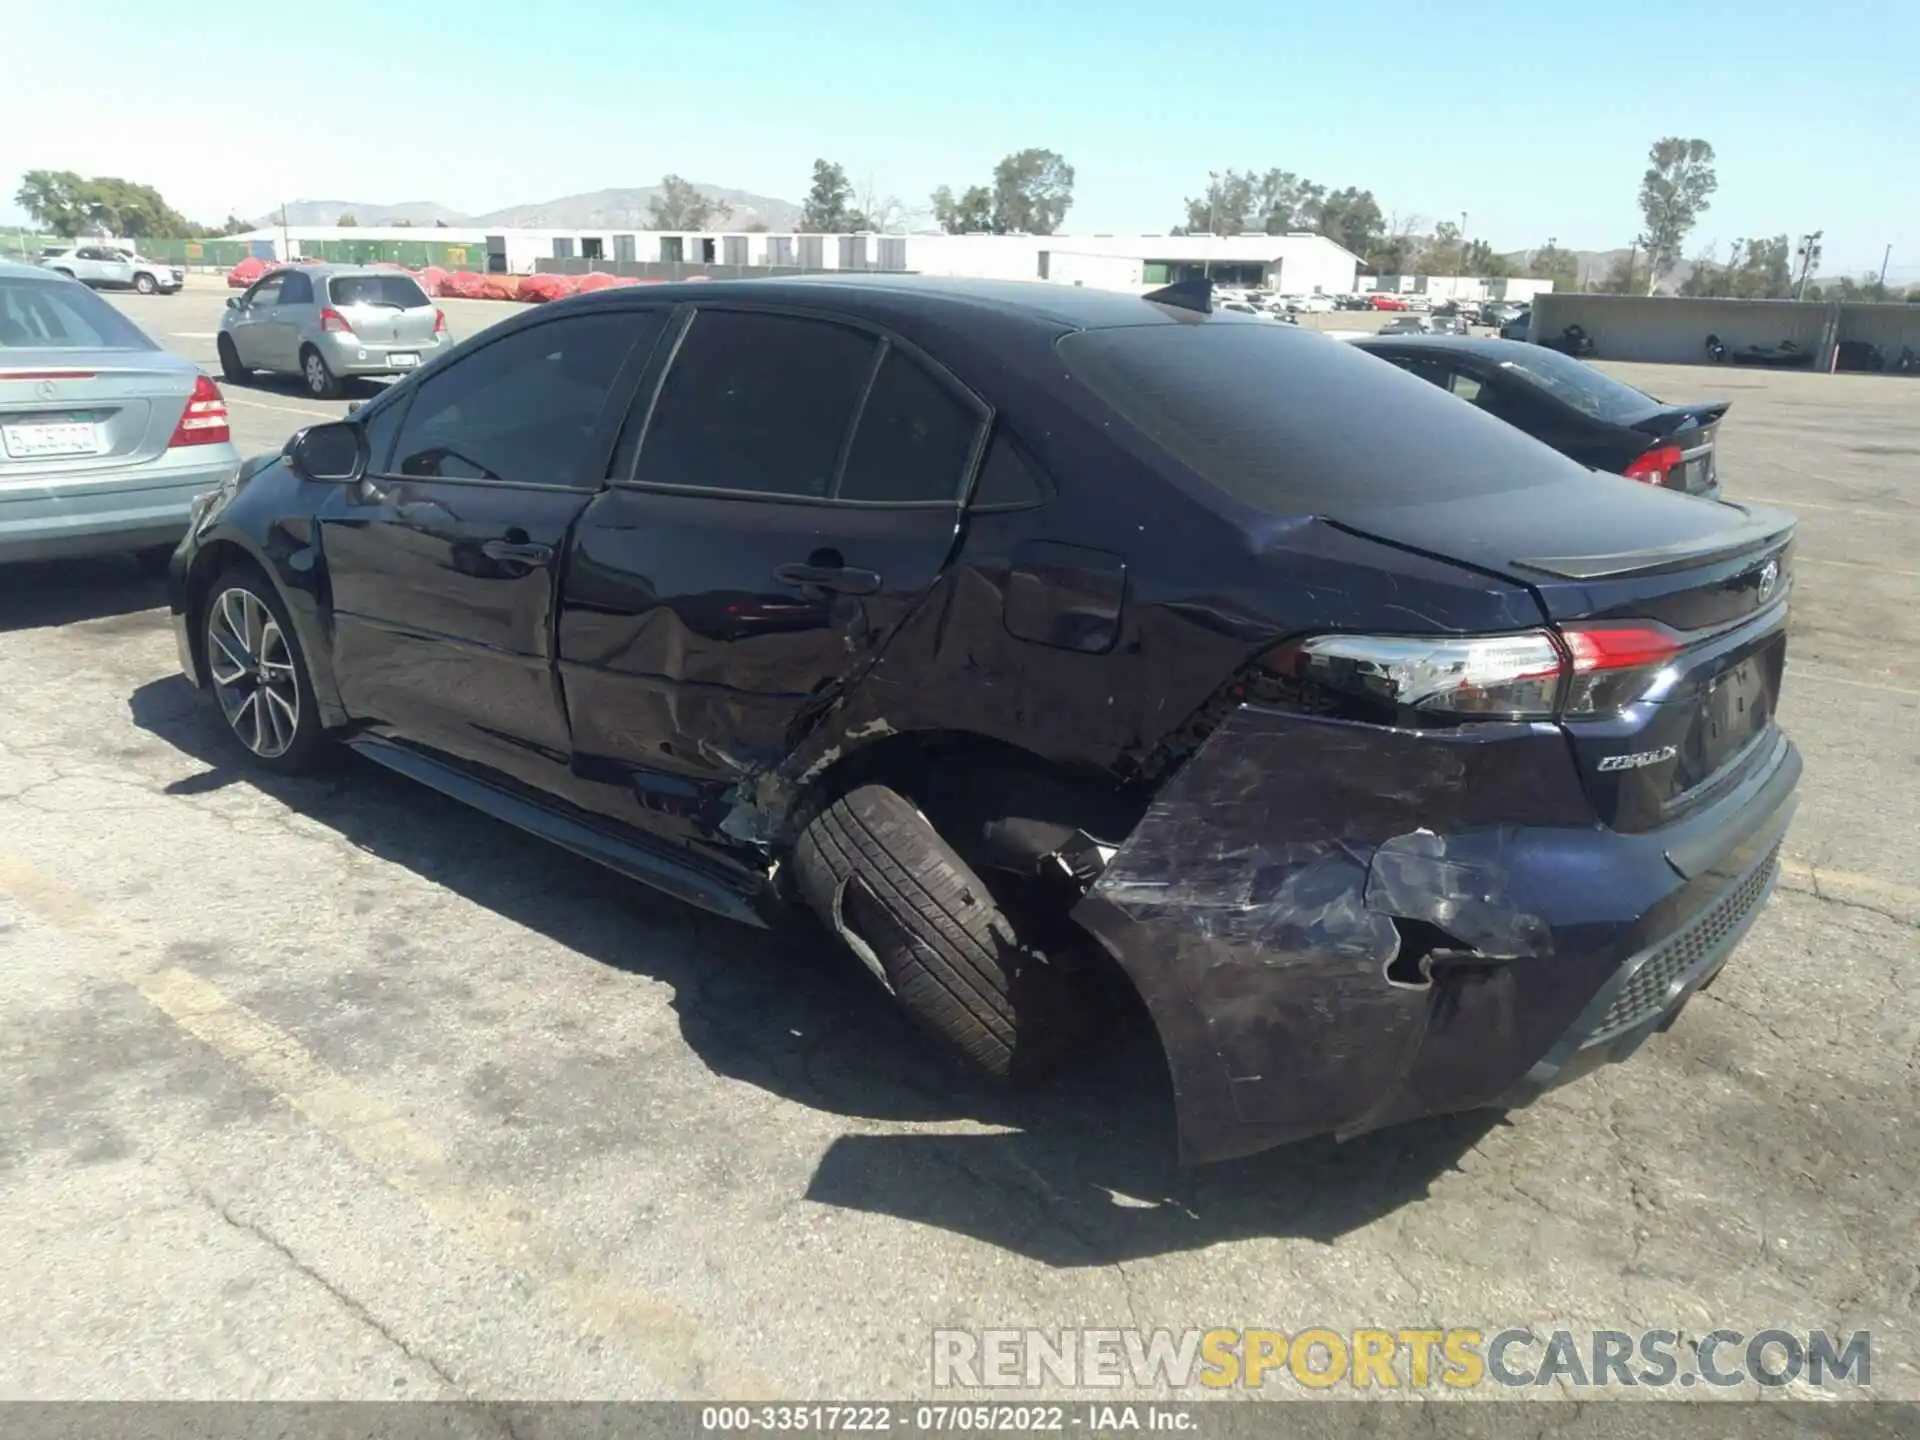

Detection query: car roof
xmin=550 ymin=274 xmax=1266 ymax=335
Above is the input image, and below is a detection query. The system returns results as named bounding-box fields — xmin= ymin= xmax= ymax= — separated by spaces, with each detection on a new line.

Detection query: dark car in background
xmin=1352 ymin=334 xmax=1729 ymax=498
xmin=167 ymin=277 xmax=1797 ymax=1164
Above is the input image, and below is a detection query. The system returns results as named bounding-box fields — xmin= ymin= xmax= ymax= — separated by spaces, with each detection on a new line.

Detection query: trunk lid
xmin=1628 ymin=400 xmax=1730 ymax=496
xmin=327 ymin=274 xmax=439 ymax=348
xmin=1334 ymin=484 xmax=1795 ymax=831
xmin=0 ymin=356 xmax=196 ymax=482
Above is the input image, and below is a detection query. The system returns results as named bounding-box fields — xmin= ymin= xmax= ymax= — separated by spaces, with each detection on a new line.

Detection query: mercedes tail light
xmin=168 ymin=373 xmax=230 ymax=447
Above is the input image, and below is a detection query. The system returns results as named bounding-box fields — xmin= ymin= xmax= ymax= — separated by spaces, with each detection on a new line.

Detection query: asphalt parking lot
xmin=1 ymin=276 xmax=1916 ymax=1402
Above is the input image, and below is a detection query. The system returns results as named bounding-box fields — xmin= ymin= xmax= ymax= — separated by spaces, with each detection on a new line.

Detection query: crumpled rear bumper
xmin=1070 ymin=705 xmax=1798 ymax=1165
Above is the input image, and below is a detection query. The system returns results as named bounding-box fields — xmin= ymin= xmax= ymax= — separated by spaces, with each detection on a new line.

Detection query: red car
xmin=1368 ymin=293 xmax=1409 ymax=311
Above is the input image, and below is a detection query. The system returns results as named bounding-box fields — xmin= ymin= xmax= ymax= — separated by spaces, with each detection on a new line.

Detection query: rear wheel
xmin=217 ymin=335 xmax=247 ymax=383
xmin=133 ymin=272 xmax=157 ymax=295
xmin=199 ymin=565 xmax=326 ymax=773
xmin=300 ymin=345 xmax=341 ymax=400
xmin=794 ymin=783 xmax=1085 ymax=1083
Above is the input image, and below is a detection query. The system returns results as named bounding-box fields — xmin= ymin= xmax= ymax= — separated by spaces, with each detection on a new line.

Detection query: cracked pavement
xmin=0 ymin=287 xmax=1916 ymax=1402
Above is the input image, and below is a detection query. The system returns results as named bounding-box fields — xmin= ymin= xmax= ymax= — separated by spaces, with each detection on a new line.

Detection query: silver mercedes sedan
xmin=0 ymin=262 xmax=239 ymax=568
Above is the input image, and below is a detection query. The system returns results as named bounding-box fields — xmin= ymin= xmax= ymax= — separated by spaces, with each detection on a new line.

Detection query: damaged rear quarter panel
xmin=1070 ymin=704 xmax=1640 ymax=1164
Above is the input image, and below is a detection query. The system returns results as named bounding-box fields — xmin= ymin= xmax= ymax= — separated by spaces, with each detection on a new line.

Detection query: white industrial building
xmin=228 ymin=224 xmax=1365 ymax=297
xmin=1363 ymin=273 xmax=1557 ymax=303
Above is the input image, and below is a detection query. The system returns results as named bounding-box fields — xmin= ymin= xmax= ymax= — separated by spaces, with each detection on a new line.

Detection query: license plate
xmin=387 ymin=353 xmax=419 ymax=369
xmin=2 ymin=421 xmax=98 ymax=458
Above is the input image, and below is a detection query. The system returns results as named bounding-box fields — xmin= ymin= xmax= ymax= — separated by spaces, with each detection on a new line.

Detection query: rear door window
xmin=385 ymin=311 xmax=645 ymax=485
xmin=0 ymin=277 xmax=157 ymax=350
xmin=1059 ymin=323 xmax=1573 ymax=511
xmin=837 ymin=348 xmax=982 ymax=503
xmin=635 ymin=310 xmax=877 ymax=499
xmin=330 ymin=274 xmax=432 ymax=310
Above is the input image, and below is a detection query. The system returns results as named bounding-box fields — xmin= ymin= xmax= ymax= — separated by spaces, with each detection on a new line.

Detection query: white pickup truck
xmin=40 ymin=244 xmax=184 ymax=295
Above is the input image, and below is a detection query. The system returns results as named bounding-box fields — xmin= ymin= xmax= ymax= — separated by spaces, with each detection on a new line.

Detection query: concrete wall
xmin=1528 ymin=293 xmax=1920 ymax=366
xmin=1528 ymin=295 xmax=1829 ymax=364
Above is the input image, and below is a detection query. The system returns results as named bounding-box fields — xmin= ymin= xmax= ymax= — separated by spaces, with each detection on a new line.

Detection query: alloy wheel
xmin=305 ymin=353 xmax=329 ymax=395
xmin=206 ymin=586 xmax=300 ymax=758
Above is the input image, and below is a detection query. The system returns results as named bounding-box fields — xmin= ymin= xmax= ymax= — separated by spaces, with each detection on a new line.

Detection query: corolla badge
xmin=1756 ymin=557 xmax=1780 ymax=602
xmin=1598 ymin=745 xmax=1679 ymax=772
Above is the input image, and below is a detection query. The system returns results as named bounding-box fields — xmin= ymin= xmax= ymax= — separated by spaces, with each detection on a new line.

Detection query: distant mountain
xmin=476 ymin=184 xmax=802 ymax=232
xmin=1499 ymin=246 xmax=1695 ymax=292
xmin=263 ymin=183 xmax=803 ymax=233
xmin=267 ymin=199 xmax=473 ymax=227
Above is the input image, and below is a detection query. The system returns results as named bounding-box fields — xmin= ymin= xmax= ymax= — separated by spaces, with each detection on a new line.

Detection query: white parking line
xmin=222 ymin=393 xmax=337 ymax=420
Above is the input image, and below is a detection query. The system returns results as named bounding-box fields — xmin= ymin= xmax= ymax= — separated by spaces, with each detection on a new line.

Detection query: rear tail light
xmin=1623 ymin=444 xmax=1685 ymax=486
xmin=318 ymin=307 xmax=354 ymax=334
xmin=433 ymin=308 xmax=448 ymax=334
xmin=1262 ymin=622 xmax=1684 ymax=722
xmin=168 ymin=373 xmax=230 ymax=447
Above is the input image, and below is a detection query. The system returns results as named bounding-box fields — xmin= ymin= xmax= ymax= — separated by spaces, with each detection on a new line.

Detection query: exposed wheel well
xmin=792 ymin=730 xmax=1153 ymax=973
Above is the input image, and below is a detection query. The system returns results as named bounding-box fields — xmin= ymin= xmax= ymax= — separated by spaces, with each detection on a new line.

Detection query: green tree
xmin=930 ymin=183 xmax=995 ymax=234
xmin=647 ymin=174 xmax=717 ymax=230
xmin=1526 ymin=238 xmax=1580 ymax=289
xmin=1416 ymin=221 xmax=1463 ymax=275
xmin=989 ymin=148 xmax=1074 ymax=234
xmin=1726 ymin=235 xmax=1792 ymax=298
xmin=220 ymin=213 xmax=251 ymax=235
xmin=15 ymin=170 xmax=90 ymax=235
xmin=801 ymin=159 xmax=857 ymax=232
xmin=1595 ymin=248 xmax=1641 ymax=294
xmin=1316 ymin=187 xmax=1385 ymax=256
xmin=15 ymin=170 xmax=206 ymax=238
xmin=1636 ymin=137 xmax=1718 ymax=293
xmin=336 ymin=213 xmax=359 ymax=227
xmin=1461 ymin=239 xmax=1512 ymax=276
xmin=1180 ymin=170 xmax=1255 ymax=235
xmin=1182 ymin=167 xmax=1326 ymax=237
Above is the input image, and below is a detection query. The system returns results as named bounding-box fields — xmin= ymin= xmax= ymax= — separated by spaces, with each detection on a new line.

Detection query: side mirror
xmin=285 ymin=421 xmax=366 ymax=483
xmin=226 ymin=297 xmax=239 ymax=310
xmin=345 ymin=400 xmax=364 ymax=416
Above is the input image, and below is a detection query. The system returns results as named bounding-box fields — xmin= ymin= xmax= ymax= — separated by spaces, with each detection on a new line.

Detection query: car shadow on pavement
xmin=129 ymin=673 xmax=1498 ymax=1267
xmin=0 ymin=555 xmax=167 ymax=634
xmin=226 ymin=371 xmax=388 ymax=403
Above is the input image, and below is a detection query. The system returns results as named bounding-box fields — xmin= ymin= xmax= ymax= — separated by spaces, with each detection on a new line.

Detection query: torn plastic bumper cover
xmin=1071 ymin=705 xmax=1796 ymax=1165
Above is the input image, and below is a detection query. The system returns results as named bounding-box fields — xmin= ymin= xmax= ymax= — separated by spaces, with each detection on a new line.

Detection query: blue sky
xmin=2 ymin=0 xmax=1914 ymax=277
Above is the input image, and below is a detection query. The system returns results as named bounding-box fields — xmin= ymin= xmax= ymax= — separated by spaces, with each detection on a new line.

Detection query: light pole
xmin=1794 ymin=230 xmax=1823 ymax=301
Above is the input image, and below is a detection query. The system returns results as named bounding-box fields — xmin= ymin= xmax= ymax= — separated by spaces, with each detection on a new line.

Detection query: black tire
xmin=195 ymin=561 xmax=327 ymax=774
xmin=133 ymin=272 xmax=156 ymax=295
xmin=300 ymin=345 xmax=341 ymax=400
xmin=794 ymin=783 xmax=1083 ymax=1083
xmin=217 ymin=335 xmax=248 ymax=383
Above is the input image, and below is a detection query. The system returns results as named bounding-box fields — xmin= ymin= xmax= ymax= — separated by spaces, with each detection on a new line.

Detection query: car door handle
xmin=481 ymin=539 xmax=554 ymax=564
xmin=774 ymin=563 xmax=881 ymax=595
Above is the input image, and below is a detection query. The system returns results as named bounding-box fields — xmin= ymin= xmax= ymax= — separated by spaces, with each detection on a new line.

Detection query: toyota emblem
xmin=35 ymin=380 xmax=56 ymax=400
xmin=1756 ymin=558 xmax=1780 ymax=601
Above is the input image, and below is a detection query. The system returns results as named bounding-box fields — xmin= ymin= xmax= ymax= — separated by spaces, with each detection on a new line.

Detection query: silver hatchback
xmin=217 ymin=265 xmax=452 ymax=398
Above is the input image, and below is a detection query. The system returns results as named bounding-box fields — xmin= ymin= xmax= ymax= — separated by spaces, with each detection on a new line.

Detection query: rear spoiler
xmin=1512 ymin=501 xmax=1796 ymax=580
xmin=1631 ymin=400 xmax=1732 ymax=438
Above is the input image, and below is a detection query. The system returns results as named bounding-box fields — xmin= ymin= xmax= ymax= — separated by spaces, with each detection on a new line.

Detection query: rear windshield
xmin=0 ymin=276 xmax=157 ymax=350
xmin=1058 ymin=323 xmax=1576 ymax=510
xmin=1496 ymin=348 xmax=1659 ymax=424
xmin=328 ymin=274 xmax=431 ymax=309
